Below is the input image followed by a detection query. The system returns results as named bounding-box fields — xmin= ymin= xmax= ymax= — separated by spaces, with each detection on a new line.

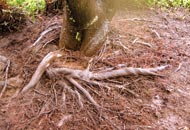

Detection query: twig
xmin=0 ymin=59 xmax=10 ymax=98
xmin=117 ymin=41 xmax=129 ymax=51
xmin=101 ymin=114 xmax=121 ymax=130
xmin=151 ymin=29 xmax=161 ymax=39
xmin=113 ymin=38 xmax=129 ymax=52
xmin=89 ymin=37 xmax=110 ymax=70
xmin=133 ymin=40 xmax=153 ymax=48
xmin=175 ymin=63 xmax=183 ymax=72
xmin=57 ymin=114 xmax=72 ymax=127
xmin=132 ymin=38 xmax=139 ymax=44
xmin=114 ymin=85 xmax=140 ymax=98
xmin=119 ymin=18 xmax=153 ymax=23
xmin=112 ymin=35 xmax=129 ymax=53
xmin=0 ymin=55 xmax=8 ymax=63
xmin=42 ymin=38 xmax=58 ymax=48
xmin=30 ymin=25 xmax=62 ymax=48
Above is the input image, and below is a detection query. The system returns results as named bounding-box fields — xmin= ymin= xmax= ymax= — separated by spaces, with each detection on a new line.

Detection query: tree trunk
xmin=59 ymin=0 xmax=110 ymax=56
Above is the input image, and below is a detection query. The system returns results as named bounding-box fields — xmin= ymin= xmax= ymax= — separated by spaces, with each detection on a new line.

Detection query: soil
xmin=0 ymin=8 xmax=190 ymax=130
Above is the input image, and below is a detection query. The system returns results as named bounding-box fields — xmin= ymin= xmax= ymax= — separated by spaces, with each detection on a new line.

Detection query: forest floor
xmin=0 ymin=8 xmax=190 ymax=130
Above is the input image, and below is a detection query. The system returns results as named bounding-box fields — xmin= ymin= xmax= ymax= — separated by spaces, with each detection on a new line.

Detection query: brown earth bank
xmin=0 ymin=8 xmax=190 ymax=130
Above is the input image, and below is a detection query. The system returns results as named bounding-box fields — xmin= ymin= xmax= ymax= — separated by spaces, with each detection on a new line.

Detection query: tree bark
xmin=59 ymin=0 xmax=79 ymax=50
xmin=59 ymin=0 xmax=110 ymax=56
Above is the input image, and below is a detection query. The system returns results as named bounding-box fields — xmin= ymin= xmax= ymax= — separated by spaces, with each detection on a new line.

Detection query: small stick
xmin=0 ymin=55 xmax=8 ymax=63
xmin=116 ymin=40 xmax=130 ymax=52
xmin=175 ymin=63 xmax=183 ymax=72
xmin=151 ymin=29 xmax=161 ymax=39
xmin=133 ymin=40 xmax=153 ymax=48
xmin=57 ymin=114 xmax=72 ymax=127
xmin=132 ymin=38 xmax=139 ymax=44
xmin=114 ymin=85 xmax=140 ymax=98
xmin=120 ymin=18 xmax=153 ymax=23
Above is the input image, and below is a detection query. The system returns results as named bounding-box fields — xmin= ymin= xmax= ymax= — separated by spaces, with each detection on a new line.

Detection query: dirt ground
xmin=0 ymin=8 xmax=190 ymax=130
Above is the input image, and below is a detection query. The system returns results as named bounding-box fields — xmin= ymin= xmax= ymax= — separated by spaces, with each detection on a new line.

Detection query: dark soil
xmin=0 ymin=8 xmax=190 ymax=130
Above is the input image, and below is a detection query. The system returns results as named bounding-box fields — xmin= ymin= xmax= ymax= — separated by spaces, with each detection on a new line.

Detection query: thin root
xmin=30 ymin=25 xmax=62 ymax=48
xmin=67 ymin=77 xmax=100 ymax=110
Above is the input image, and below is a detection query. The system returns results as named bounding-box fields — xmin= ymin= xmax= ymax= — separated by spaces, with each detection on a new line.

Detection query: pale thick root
xmin=22 ymin=51 xmax=168 ymax=93
xmin=91 ymin=65 xmax=169 ymax=80
xmin=57 ymin=114 xmax=72 ymax=128
xmin=21 ymin=50 xmax=63 ymax=93
xmin=0 ymin=57 xmax=10 ymax=98
xmin=20 ymin=52 xmax=169 ymax=130
xmin=48 ymin=65 xmax=169 ymax=80
xmin=22 ymin=54 xmax=168 ymax=94
xmin=21 ymin=49 xmax=169 ymax=113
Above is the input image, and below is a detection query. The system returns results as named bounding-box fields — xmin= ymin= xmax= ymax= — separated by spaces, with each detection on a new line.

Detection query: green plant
xmin=148 ymin=0 xmax=190 ymax=7
xmin=7 ymin=0 xmax=45 ymax=16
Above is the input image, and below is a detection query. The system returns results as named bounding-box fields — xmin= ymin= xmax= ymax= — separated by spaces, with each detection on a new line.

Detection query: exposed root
xmin=133 ymin=39 xmax=153 ymax=48
xmin=22 ymin=52 xmax=168 ymax=108
xmin=121 ymin=17 xmax=153 ymax=23
xmin=20 ymin=49 xmax=169 ymax=130
xmin=67 ymin=77 xmax=100 ymax=109
xmin=58 ymin=80 xmax=75 ymax=93
xmin=114 ymin=85 xmax=140 ymax=98
xmin=21 ymin=46 xmax=169 ymax=105
xmin=151 ymin=29 xmax=161 ymax=39
xmin=21 ymin=50 xmax=63 ymax=93
xmin=48 ymin=65 xmax=169 ymax=80
xmin=75 ymin=90 xmax=84 ymax=109
xmin=30 ymin=25 xmax=62 ymax=48
xmin=175 ymin=63 xmax=183 ymax=72
xmin=113 ymin=34 xmax=130 ymax=53
xmin=0 ymin=55 xmax=8 ymax=63
xmin=57 ymin=114 xmax=72 ymax=128
xmin=0 ymin=56 xmax=10 ymax=98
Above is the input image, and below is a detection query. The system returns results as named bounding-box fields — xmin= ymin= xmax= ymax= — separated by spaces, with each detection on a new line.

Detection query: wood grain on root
xmin=0 ymin=55 xmax=10 ymax=98
xmin=21 ymin=50 xmax=63 ymax=93
xmin=22 ymin=50 xmax=169 ymax=94
xmin=48 ymin=65 xmax=169 ymax=80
